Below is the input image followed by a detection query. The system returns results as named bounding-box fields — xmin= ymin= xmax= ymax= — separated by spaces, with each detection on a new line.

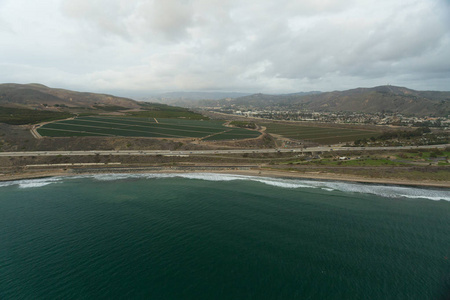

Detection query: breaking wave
xmin=90 ymin=173 xmax=450 ymax=201
xmin=1 ymin=173 xmax=449 ymax=201
xmin=0 ymin=177 xmax=64 ymax=189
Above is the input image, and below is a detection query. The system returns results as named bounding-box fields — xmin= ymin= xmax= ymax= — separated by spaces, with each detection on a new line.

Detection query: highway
xmin=0 ymin=144 xmax=448 ymax=157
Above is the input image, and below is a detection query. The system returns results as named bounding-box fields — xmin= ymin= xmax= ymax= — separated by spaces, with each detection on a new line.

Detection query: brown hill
xmin=296 ymin=86 xmax=450 ymax=116
xmin=0 ymin=83 xmax=208 ymax=124
xmin=0 ymin=83 xmax=140 ymax=110
xmin=227 ymin=86 xmax=450 ymax=116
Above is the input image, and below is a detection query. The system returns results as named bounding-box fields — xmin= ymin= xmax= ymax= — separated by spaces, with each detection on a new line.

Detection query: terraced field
xmin=263 ymin=123 xmax=378 ymax=144
xmin=37 ymin=116 xmax=261 ymax=140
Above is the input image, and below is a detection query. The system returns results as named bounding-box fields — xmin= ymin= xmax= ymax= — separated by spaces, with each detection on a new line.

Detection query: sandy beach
xmin=1 ymin=167 xmax=449 ymax=188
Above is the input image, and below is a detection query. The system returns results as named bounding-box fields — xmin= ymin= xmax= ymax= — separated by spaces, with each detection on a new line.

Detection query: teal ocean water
xmin=1 ymin=173 xmax=449 ymax=299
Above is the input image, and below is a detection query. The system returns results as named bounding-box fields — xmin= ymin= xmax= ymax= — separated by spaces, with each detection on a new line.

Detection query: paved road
xmin=0 ymin=144 xmax=448 ymax=157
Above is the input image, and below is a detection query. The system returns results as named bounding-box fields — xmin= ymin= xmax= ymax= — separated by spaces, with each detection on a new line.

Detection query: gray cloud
xmin=0 ymin=0 xmax=449 ymax=94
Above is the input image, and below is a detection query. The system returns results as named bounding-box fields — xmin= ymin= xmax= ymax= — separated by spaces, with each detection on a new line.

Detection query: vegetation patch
xmin=263 ymin=122 xmax=378 ymax=144
xmin=352 ymin=128 xmax=448 ymax=147
xmin=396 ymin=150 xmax=449 ymax=160
xmin=0 ymin=106 xmax=73 ymax=125
xmin=203 ymin=129 xmax=261 ymax=141
xmin=132 ymin=103 xmax=208 ymax=120
xmin=92 ymin=105 xmax=128 ymax=111
xmin=230 ymin=121 xmax=257 ymax=129
xmin=287 ymin=157 xmax=406 ymax=166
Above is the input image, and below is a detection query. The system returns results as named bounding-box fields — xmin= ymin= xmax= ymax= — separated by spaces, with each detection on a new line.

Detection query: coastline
xmin=1 ymin=167 xmax=449 ymax=189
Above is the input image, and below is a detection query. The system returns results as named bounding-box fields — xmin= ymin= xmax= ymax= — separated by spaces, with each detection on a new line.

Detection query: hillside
xmin=199 ymin=91 xmax=321 ymax=108
xmin=0 ymin=83 xmax=206 ymax=124
xmin=294 ymin=86 xmax=450 ymax=116
xmin=0 ymin=83 xmax=140 ymax=109
xmin=206 ymin=86 xmax=450 ymax=116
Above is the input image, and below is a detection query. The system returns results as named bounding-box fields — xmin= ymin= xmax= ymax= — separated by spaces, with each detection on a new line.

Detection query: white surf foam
xmin=18 ymin=177 xmax=63 ymax=189
xmin=1 ymin=173 xmax=449 ymax=201
xmin=91 ymin=173 xmax=143 ymax=181
xmin=90 ymin=172 xmax=252 ymax=182
xmin=0 ymin=177 xmax=64 ymax=189
xmin=248 ymin=178 xmax=311 ymax=189
xmin=0 ymin=181 xmax=16 ymax=188
xmin=87 ymin=173 xmax=450 ymax=201
xmin=300 ymin=180 xmax=450 ymax=201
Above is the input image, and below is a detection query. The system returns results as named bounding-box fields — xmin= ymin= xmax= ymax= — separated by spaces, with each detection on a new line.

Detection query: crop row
xmin=39 ymin=123 xmax=210 ymax=138
xmin=83 ymin=116 xmax=226 ymax=130
xmin=37 ymin=116 xmax=260 ymax=140
xmin=54 ymin=119 xmax=223 ymax=135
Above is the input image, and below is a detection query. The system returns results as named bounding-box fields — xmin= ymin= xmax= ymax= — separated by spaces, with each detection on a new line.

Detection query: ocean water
xmin=0 ymin=173 xmax=449 ymax=299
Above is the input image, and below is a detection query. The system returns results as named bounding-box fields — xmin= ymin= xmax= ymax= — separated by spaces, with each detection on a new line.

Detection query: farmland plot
xmin=37 ymin=116 xmax=261 ymax=140
xmin=263 ymin=123 xmax=378 ymax=144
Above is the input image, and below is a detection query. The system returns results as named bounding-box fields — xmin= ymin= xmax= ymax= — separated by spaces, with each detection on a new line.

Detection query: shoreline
xmin=1 ymin=167 xmax=449 ymax=189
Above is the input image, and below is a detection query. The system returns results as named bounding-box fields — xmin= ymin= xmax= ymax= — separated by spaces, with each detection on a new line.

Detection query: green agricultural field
xmin=37 ymin=116 xmax=261 ymax=140
xmin=0 ymin=106 xmax=73 ymax=125
xmin=131 ymin=103 xmax=207 ymax=120
xmin=263 ymin=123 xmax=378 ymax=145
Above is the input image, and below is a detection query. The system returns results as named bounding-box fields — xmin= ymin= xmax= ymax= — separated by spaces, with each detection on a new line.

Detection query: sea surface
xmin=1 ymin=173 xmax=449 ymax=299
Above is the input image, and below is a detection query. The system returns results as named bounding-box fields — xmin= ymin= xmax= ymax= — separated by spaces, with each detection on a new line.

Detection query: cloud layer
xmin=1 ymin=0 xmax=449 ymax=95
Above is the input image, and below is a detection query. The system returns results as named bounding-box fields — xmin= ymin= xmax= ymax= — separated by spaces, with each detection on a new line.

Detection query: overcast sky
xmin=1 ymin=0 xmax=449 ymax=96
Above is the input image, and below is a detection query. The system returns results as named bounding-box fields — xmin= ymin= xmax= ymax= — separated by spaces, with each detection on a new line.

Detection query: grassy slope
xmin=130 ymin=103 xmax=208 ymax=120
xmin=0 ymin=107 xmax=73 ymax=125
xmin=0 ymin=83 xmax=208 ymax=121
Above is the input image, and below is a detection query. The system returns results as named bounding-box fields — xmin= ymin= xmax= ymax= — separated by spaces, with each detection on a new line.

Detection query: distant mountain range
xmin=154 ymin=91 xmax=252 ymax=100
xmin=1 ymin=83 xmax=449 ymax=117
xmin=143 ymin=91 xmax=254 ymax=107
xmin=198 ymin=86 xmax=450 ymax=117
